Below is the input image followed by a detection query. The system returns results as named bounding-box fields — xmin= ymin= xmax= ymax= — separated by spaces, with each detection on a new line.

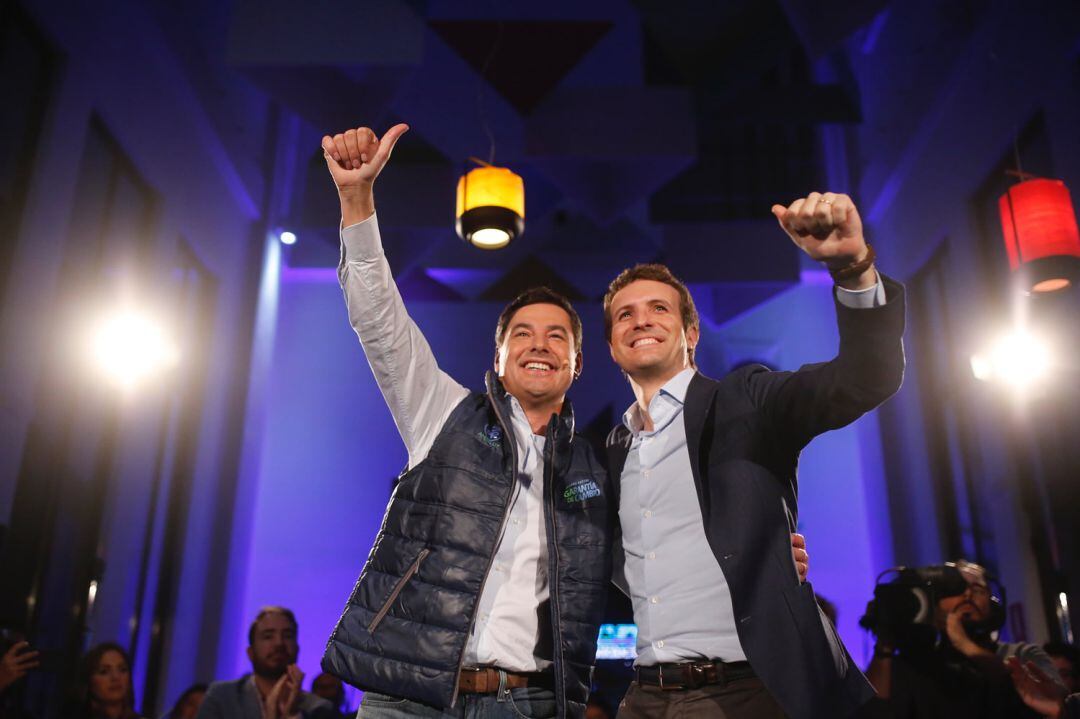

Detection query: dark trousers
xmin=617 ymin=676 xmax=787 ymax=719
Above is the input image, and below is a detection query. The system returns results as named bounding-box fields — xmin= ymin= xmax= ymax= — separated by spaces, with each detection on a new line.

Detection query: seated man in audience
xmin=196 ymin=607 xmax=335 ymax=719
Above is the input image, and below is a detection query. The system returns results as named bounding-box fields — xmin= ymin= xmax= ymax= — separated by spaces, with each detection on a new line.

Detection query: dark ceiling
xmin=156 ymin=0 xmax=900 ymax=322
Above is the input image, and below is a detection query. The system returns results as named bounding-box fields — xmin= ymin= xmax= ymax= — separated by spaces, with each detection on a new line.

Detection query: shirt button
xmin=643 ymin=510 xmax=652 ymax=518
xmin=650 ymin=596 xmax=660 ymax=604
xmin=656 ymin=640 xmax=665 ymax=648
xmin=512 ymin=518 xmax=520 ymax=525
xmin=647 ymin=552 xmax=656 ymax=560
xmin=643 ymin=470 xmax=650 ymax=479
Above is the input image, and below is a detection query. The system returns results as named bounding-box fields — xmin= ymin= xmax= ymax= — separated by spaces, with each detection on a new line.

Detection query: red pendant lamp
xmin=998 ymin=178 xmax=1080 ymax=292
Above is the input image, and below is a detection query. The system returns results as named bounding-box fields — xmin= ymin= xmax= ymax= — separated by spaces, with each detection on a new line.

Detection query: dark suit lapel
xmin=684 ymin=371 xmax=718 ymax=525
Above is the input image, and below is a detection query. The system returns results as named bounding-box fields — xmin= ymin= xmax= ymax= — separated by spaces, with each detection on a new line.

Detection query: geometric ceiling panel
xmin=689 ymin=282 xmax=798 ymax=328
xmin=778 ymin=0 xmax=891 ymax=58
xmin=397 ymin=266 xmax=468 ymax=302
xmin=424 ymin=268 xmax=503 ymax=300
xmin=229 ymin=0 xmax=424 ymax=65
xmin=658 ymin=220 xmax=801 ymax=284
xmin=428 ymin=21 xmax=614 ymax=114
xmin=526 ymin=87 xmax=696 ymax=223
xmin=241 ymin=67 xmax=407 ymax=140
xmin=479 ymin=256 xmax=585 ymax=302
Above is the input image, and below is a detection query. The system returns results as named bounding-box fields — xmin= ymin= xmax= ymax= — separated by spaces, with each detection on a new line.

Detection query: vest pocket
xmin=368 ymin=547 xmax=430 ymax=633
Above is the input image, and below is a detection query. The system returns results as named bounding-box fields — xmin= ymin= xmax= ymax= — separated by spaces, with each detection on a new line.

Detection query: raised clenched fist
xmin=771 ymin=192 xmax=869 ymax=270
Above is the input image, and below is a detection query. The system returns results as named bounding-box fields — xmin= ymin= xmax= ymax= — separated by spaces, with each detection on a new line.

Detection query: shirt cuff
xmin=835 ymin=271 xmax=886 ymax=309
xmin=340 ymin=211 xmax=382 ymax=260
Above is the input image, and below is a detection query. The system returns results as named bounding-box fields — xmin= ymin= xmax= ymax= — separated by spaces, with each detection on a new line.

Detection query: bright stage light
xmin=91 ymin=311 xmax=179 ymax=389
xmin=970 ymin=330 xmax=1051 ymax=388
xmin=470 ymin=227 xmax=511 ymax=249
xmin=280 ymin=231 xmax=297 ymax=245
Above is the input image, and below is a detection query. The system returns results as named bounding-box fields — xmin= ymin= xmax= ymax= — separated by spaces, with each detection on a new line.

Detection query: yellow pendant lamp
xmin=455 ymin=160 xmax=524 ymax=250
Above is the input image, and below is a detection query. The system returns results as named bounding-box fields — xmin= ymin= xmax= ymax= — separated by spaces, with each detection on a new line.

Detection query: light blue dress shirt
xmin=619 ymin=368 xmax=748 ymax=664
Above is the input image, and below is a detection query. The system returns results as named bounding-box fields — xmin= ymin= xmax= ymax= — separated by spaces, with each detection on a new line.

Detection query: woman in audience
xmin=65 ymin=642 xmax=143 ymax=719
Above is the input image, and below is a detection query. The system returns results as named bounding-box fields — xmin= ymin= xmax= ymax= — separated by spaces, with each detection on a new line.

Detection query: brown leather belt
xmin=635 ymin=660 xmax=755 ymax=690
xmin=457 ymin=667 xmax=553 ymax=694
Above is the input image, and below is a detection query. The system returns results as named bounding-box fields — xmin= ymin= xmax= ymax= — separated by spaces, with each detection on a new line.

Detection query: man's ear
xmin=493 ymin=347 xmax=501 ymax=375
xmin=246 ymin=645 xmax=254 ymax=664
xmin=572 ymin=350 xmax=584 ymax=380
xmin=686 ymin=325 xmax=700 ymax=363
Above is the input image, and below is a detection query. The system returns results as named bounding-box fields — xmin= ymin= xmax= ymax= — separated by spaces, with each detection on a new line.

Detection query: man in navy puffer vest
xmin=318 ymin=123 xmax=612 ymax=719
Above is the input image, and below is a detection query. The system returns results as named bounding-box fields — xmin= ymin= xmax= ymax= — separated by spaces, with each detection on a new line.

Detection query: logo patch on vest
xmin=477 ymin=423 xmax=503 ymax=448
xmin=563 ymin=478 xmax=601 ymax=504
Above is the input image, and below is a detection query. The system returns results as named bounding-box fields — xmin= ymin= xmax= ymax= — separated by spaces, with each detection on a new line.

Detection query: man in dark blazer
xmin=603 ymin=191 xmax=905 ymax=719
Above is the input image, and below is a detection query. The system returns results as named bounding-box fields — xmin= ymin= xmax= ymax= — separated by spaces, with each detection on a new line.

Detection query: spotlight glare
xmin=92 ymin=311 xmax=179 ymax=389
xmin=280 ymin=231 xmax=297 ymax=245
xmin=470 ymin=227 xmax=511 ymax=249
xmin=970 ymin=353 xmax=994 ymax=382
xmin=972 ymin=330 xmax=1052 ymax=388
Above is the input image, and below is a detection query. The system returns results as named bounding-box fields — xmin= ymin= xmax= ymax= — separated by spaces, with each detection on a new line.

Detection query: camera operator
xmin=858 ymin=560 xmax=1063 ymax=718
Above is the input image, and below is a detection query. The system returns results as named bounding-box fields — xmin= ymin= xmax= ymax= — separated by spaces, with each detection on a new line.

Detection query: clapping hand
xmin=264 ymin=664 xmax=304 ymax=719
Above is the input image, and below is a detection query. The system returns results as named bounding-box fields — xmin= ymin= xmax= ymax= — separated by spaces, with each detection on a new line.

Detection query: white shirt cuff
xmin=340 ymin=211 xmax=382 ymax=260
xmin=835 ymin=271 xmax=886 ymax=308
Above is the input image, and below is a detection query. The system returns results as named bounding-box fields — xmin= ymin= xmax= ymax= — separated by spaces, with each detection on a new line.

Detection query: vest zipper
xmin=451 ymin=385 xmax=519 ymax=706
xmin=367 ymin=547 xmax=430 ymax=633
xmin=545 ymin=418 xmax=566 ymax=715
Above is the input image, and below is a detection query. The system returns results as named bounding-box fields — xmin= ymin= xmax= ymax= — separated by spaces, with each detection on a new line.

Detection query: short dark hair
xmin=495 ymin=286 xmax=583 ymax=353
xmin=603 ymin=263 xmax=699 ymax=366
xmin=248 ymin=606 xmax=298 ymax=646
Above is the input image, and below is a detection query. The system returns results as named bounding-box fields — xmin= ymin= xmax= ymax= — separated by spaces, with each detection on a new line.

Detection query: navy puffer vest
xmin=322 ymin=373 xmax=612 ymax=717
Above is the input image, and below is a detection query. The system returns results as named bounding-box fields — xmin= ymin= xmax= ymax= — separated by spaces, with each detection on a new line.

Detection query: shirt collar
xmin=622 ymin=368 xmax=697 ymax=433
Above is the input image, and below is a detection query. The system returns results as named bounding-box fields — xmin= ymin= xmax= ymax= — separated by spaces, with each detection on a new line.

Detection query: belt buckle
xmin=657 ymin=664 xmax=682 ymax=691
xmin=460 ymin=666 xmax=483 ymax=693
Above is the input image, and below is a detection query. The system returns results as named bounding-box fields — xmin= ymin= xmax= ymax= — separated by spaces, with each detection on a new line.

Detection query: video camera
xmin=859 ymin=562 xmax=1006 ymax=646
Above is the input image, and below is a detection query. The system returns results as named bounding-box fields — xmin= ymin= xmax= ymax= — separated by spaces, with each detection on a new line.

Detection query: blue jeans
xmin=358 ymin=686 xmax=556 ymax=719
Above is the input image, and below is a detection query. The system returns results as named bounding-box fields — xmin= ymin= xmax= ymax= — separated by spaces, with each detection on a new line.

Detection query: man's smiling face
xmin=607 ymin=279 xmax=697 ymax=382
xmin=496 ymin=302 xmax=579 ymax=406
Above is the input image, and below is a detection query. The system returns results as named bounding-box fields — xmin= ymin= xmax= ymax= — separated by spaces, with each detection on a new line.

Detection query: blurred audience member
xmin=0 ymin=632 xmax=39 ymax=719
xmin=0 ymin=636 xmax=39 ymax=694
xmin=859 ymin=560 xmax=1062 ymax=718
xmin=1045 ymin=642 xmax=1079 ymax=693
xmin=65 ymin=642 xmax=144 ymax=719
xmin=165 ymin=684 xmax=207 ymax=719
xmin=196 ymin=607 xmax=333 ymax=719
xmin=308 ymin=673 xmax=348 ymax=717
